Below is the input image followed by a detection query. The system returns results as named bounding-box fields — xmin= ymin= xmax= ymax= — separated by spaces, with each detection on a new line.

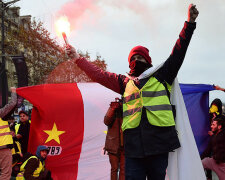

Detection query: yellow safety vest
xmin=12 ymin=141 xmax=22 ymax=155
xmin=0 ymin=118 xmax=13 ymax=147
xmin=122 ymin=76 xmax=175 ymax=131
xmin=15 ymin=123 xmax=20 ymax=135
xmin=16 ymin=156 xmax=45 ymax=180
xmin=15 ymin=120 xmax=31 ymax=135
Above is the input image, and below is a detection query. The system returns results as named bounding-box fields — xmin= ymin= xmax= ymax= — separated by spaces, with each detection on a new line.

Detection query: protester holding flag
xmin=66 ymin=4 xmax=199 ymax=180
xmin=0 ymin=87 xmax=17 ymax=180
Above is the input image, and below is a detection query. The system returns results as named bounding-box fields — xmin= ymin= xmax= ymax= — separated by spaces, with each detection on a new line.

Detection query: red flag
xmin=17 ymin=83 xmax=84 ymax=180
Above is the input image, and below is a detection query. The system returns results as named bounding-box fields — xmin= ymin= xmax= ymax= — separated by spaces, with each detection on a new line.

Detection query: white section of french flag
xmin=77 ymin=83 xmax=119 ymax=179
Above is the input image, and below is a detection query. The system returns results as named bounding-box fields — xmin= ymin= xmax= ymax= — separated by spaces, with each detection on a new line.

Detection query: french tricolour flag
xmin=17 ymin=83 xmax=210 ymax=180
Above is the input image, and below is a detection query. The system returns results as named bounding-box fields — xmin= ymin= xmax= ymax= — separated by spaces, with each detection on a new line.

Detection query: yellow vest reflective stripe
xmin=19 ymin=156 xmax=45 ymax=178
xmin=12 ymin=141 xmax=22 ymax=155
xmin=15 ymin=123 xmax=20 ymax=135
xmin=0 ymin=118 xmax=13 ymax=147
xmin=16 ymin=173 xmax=24 ymax=180
xmin=122 ymin=76 xmax=175 ymax=131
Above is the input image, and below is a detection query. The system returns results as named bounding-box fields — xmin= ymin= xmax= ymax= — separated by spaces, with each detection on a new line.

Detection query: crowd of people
xmin=0 ymin=88 xmax=52 ymax=180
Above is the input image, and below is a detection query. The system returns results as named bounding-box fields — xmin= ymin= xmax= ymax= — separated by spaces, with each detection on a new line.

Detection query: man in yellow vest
xmin=17 ymin=145 xmax=52 ymax=180
xmin=66 ymin=4 xmax=199 ymax=180
xmin=0 ymin=87 xmax=17 ymax=180
xmin=14 ymin=111 xmax=30 ymax=155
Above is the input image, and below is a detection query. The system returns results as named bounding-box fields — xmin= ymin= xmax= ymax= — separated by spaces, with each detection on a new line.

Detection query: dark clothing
xmin=104 ymin=102 xmax=123 ymax=154
xmin=109 ymin=150 xmax=125 ymax=180
xmin=125 ymin=152 xmax=168 ymax=180
xmin=104 ymin=101 xmax=125 ymax=180
xmin=24 ymin=157 xmax=41 ymax=180
xmin=24 ymin=157 xmax=52 ymax=180
xmin=76 ymin=21 xmax=196 ymax=158
xmin=201 ymin=129 xmax=225 ymax=164
xmin=17 ymin=121 xmax=30 ymax=154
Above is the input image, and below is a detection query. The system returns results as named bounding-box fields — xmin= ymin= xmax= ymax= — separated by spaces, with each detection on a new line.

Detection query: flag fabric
xmin=180 ymin=84 xmax=215 ymax=154
xmin=16 ymin=82 xmax=213 ymax=180
xmin=17 ymin=83 xmax=85 ymax=180
xmin=16 ymin=83 xmax=118 ymax=180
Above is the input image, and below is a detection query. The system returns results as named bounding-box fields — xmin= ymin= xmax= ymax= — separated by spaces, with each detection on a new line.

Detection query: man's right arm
xmin=76 ymin=57 xmax=126 ymax=94
xmin=104 ymin=107 xmax=116 ymax=127
xmin=65 ymin=45 xmax=127 ymax=95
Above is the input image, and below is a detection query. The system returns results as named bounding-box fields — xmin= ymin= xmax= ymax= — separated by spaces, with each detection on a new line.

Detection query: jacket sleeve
xmin=0 ymin=92 xmax=17 ymax=119
xmin=104 ymin=106 xmax=117 ymax=126
xmin=201 ymin=137 xmax=213 ymax=159
xmin=158 ymin=21 xmax=196 ymax=84
xmin=24 ymin=158 xmax=43 ymax=180
xmin=76 ymin=57 xmax=127 ymax=94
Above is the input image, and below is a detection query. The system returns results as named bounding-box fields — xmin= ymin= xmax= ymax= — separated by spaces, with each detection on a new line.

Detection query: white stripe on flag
xmin=77 ymin=83 xmax=119 ymax=180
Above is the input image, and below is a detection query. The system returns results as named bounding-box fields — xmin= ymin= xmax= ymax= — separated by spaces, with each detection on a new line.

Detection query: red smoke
xmin=57 ymin=0 xmax=100 ymax=31
xmin=56 ymin=0 xmax=152 ymax=32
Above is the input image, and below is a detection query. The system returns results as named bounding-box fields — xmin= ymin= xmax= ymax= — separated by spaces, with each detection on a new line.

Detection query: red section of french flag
xmin=17 ymin=83 xmax=84 ymax=180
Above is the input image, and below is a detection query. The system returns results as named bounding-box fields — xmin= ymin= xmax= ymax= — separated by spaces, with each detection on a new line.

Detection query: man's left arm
xmin=161 ymin=4 xmax=199 ymax=84
xmin=0 ymin=87 xmax=17 ymax=118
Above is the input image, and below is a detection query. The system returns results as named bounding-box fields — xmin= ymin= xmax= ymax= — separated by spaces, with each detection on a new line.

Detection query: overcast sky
xmin=14 ymin=0 xmax=225 ymax=103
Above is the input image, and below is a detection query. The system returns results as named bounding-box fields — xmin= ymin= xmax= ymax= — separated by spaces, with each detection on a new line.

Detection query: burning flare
xmin=55 ymin=16 xmax=71 ymax=44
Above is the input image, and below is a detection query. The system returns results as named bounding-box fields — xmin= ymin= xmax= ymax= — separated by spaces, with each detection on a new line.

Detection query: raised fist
xmin=188 ymin=4 xmax=199 ymax=23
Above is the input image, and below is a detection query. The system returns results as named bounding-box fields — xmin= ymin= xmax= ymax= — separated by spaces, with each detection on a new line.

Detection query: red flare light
xmin=62 ymin=32 xmax=69 ymax=45
xmin=55 ymin=16 xmax=71 ymax=44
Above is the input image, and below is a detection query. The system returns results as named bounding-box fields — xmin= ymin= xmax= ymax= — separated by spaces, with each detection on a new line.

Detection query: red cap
xmin=128 ymin=46 xmax=152 ymax=65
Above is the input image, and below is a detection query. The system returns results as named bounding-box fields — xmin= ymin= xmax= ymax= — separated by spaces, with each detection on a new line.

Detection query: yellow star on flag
xmin=44 ymin=123 xmax=65 ymax=144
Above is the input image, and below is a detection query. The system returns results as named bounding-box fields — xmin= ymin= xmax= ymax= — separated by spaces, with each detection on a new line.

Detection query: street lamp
xmin=0 ymin=0 xmax=20 ymax=107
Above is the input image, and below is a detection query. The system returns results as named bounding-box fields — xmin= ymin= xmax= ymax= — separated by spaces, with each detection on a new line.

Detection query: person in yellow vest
xmin=0 ymin=87 xmax=17 ymax=180
xmin=10 ymin=126 xmax=23 ymax=178
xmin=13 ymin=111 xmax=30 ymax=155
xmin=66 ymin=4 xmax=199 ymax=180
xmin=17 ymin=145 xmax=52 ymax=180
xmin=15 ymin=122 xmax=20 ymax=135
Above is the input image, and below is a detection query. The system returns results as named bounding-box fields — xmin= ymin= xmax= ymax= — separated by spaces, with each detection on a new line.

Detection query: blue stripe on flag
xmin=180 ymin=84 xmax=215 ymax=154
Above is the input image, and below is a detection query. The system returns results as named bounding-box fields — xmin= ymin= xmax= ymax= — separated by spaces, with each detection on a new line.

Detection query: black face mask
xmin=129 ymin=60 xmax=152 ymax=77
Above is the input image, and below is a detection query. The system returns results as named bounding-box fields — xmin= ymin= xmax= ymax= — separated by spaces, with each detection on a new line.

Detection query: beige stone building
xmin=0 ymin=2 xmax=31 ymax=88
